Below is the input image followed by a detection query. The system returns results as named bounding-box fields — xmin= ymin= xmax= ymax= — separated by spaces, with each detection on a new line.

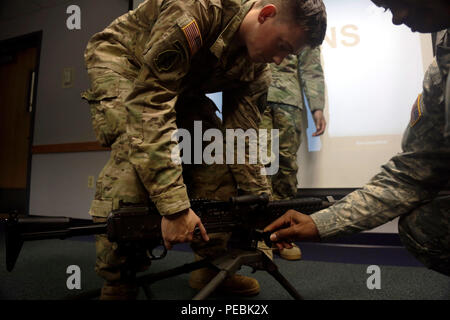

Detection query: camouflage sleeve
xmin=311 ymin=57 xmax=450 ymax=239
xmin=298 ymin=47 xmax=325 ymax=112
xmin=126 ymin=1 xmax=217 ymax=216
xmin=267 ymin=55 xmax=300 ymax=107
xmin=311 ymin=149 xmax=449 ymax=239
xmin=222 ymin=64 xmax=273 ymax=197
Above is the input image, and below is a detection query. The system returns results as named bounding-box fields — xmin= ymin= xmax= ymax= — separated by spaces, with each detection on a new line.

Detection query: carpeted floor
xmin=0 ymin=234 xmax=448 ymax=300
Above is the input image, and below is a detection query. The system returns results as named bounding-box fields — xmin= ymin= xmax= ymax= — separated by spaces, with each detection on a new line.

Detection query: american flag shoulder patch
xmin=181 ymin=19 xmax=202 ymax=56
xmin=410 ymin=94 xmax=423 ymax=127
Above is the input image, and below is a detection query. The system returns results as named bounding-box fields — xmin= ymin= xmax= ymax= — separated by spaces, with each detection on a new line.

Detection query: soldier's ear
xmin=258 ymin=4 xmax=277 ymax=24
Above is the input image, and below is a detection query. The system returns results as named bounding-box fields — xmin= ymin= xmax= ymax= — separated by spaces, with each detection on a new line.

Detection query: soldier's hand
xmin=161 ymin=208 xmax=209 ymax=250
xmin=264 ymin=210 xmax=320 ymax=249
xmin=312 ymin=110 xmax=326 ymax=136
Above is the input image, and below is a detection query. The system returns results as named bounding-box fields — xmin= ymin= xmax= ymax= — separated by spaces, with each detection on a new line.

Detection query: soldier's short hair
xmin=256 ymin=0 xmax=327 ymax=48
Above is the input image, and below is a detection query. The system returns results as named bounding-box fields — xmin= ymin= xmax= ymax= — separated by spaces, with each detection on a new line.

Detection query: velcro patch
xmin=181 ymin=19 xmax=202 ymax=56
xmin=155 ymin=50 xmax=180 ymax=72
xmin=410 ymin=94 xmax=423 ymax=127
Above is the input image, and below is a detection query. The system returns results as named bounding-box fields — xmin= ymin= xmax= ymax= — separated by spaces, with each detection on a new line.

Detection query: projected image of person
xmin=260 ymin=47 xmax=326 ymax=261
xmin=265 ymin=0 xmax=450 ymax=276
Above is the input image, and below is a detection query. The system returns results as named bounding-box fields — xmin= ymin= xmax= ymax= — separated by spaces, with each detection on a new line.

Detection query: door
xmin=0 ymin=34 xmax=40 ymax=214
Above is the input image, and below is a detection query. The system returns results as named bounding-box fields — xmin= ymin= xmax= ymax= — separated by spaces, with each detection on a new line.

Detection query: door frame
xmin=0 ymin=31 xmax=42 ymax=214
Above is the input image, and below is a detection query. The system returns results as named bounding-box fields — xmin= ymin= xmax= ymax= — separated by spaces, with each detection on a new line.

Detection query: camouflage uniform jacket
xmin=311 ymin=29 xmax=450 ymax=239
xmin=267 ymin=47 xmax=325 ymax=112
xmin=84 ymin=0 xmax=271 ymax=216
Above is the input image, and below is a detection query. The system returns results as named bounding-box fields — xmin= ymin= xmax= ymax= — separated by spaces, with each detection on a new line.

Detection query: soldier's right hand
xmin=161 ymin=208 xmax=209 ymax=250
xmin=264 ymin=210 xmax=320 ymax=249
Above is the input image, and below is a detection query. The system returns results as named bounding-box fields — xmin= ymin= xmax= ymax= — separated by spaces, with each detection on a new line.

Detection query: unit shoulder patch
xmin=410 ymin=94 xmax=423 ymax=127
xmin=154 ymin=50 xmax=181 ymax=73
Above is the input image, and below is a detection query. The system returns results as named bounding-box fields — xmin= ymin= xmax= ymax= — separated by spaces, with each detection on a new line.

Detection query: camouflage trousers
xmin=260 ymin=103 xmax=303 ymax=200
xmin=83 ymin=68 xmax=239 ymax=283
xmin=398 ymin=195 xmax=450 ymax=276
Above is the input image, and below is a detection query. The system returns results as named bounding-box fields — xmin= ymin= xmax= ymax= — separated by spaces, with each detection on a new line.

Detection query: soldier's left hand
xmin=312 ymin=110 xmax=326 ymax=136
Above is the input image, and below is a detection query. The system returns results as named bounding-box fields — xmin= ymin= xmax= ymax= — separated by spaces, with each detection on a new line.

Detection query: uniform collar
xmin=209 ymin=0 xmax=257 ymax=64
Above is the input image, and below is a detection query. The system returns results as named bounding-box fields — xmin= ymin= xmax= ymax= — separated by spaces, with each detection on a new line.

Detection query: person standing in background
xmin=261 ymin=47 xmax=326 ymax=260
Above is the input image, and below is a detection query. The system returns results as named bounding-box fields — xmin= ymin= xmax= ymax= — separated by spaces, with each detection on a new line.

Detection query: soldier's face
xmin=371 ymin=0 xmax=450 ymax=32
xmin=247 ymin=19 xmax=307 ymax=65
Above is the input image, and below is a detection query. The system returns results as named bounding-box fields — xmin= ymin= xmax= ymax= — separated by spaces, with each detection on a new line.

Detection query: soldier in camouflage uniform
xmin=265 ymin=0 xmax=450 ymax=277
xmin=262 ymin=48 xmax=325 ymax=200
xmin=260 ymin=47 xmax=325 ymax=260
xmin=82 ymin=0 xmax=327 ymax=299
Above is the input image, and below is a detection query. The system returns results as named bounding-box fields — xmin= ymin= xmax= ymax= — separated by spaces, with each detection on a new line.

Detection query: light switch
xmin=62 ymin=67 xmax=74 ymax=88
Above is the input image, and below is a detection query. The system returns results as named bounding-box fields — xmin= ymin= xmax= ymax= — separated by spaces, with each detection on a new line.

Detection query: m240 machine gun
xmin=4 ymin=194 xmax=330 ymax=300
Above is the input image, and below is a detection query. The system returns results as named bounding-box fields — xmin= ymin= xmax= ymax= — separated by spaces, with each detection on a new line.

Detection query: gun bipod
xmin=136 ymin=248 xmax=304 ymax=300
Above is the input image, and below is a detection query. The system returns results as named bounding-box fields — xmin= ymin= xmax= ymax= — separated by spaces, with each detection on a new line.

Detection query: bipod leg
xmin=263 ymin=256 xmax=303 ymax=300
xmin=135 ymin=259 xmax=213 ymax=299
xmin=192 ymin=249 xmax=261 ymax=300
xmin=192 ymin=270 xmax=228 ymax=300
xmin=135 ymin=259 xmax=210 ymax=288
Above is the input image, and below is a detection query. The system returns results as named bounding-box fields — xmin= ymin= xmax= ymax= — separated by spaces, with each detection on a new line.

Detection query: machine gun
xmin=4 ymin=194 xmax=330 ymax=299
